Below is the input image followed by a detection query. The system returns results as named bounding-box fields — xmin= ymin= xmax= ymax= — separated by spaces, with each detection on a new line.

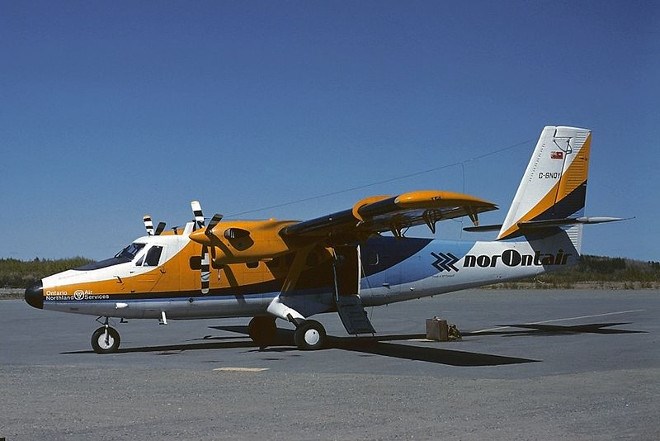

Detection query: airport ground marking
xmin=213 ymin=367 xmax=270 ymax=372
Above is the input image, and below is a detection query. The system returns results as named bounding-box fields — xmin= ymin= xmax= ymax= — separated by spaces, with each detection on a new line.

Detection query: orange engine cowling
xmin=189 ymin=219 xmax=300 ymax=264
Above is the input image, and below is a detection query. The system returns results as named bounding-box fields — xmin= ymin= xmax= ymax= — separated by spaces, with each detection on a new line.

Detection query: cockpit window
xmin=74 ymin=242 xmax=146 ymax=271
xmin=115 ymin=243 xmax=146 ymax=260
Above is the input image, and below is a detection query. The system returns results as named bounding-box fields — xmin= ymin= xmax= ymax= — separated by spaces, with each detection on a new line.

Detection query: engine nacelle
xmin=189 ymin=219 xmax=299 ymax=264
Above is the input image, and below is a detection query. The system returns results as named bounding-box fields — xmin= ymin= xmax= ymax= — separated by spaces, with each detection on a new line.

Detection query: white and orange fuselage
xmin=25 ymin=126 xmax=619 ymax=353
xmin=31 ymin=222 xmax=579 ymax=320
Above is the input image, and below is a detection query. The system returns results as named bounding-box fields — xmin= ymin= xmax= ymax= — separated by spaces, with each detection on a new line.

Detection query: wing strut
xmin=266 ymin=245 xmax=316 ymax=325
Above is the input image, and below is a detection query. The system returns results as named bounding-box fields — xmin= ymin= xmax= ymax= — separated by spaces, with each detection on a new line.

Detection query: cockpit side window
xmin=144 ymin=246 xmax=163 ymax=266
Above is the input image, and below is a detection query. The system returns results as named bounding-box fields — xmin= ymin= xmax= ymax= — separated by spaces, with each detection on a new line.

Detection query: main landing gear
xmin=248 ymin=316 xmax=327 ymax=351
xmin=293 ymin=319 xmax=326 ymax=351
xmin=248 ymin=316 xmax=277 ymax=348
xmin=91 ymin=317 xmax=121 ymax=354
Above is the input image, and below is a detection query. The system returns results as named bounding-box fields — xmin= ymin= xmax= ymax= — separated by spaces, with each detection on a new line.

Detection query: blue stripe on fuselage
xmin=361 ymin=236 xmax=475 ymax=288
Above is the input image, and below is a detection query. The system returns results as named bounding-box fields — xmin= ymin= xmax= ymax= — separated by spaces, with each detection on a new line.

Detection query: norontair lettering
xmin=463 ymin=249 xmax=570 ymax=268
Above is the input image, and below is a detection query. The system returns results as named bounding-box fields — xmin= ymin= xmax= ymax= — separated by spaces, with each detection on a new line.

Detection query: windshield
xmin=114 ymin=243 xmax=146 ymax=260
xmin=74 ymin=242 xmax=146 ymax=271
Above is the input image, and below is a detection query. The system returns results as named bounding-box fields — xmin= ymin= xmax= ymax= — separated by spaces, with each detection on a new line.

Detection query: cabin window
xmin=144 ymin=246 xmax=163 ymax=266
xmin=189 ymin=256 xmax=201 ymax=270
xmin=191 ymin=254 xmax=223 ymax=270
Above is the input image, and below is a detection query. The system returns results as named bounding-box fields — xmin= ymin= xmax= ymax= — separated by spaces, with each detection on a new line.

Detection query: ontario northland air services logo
xmin=431 ymin=252 xmax=459 ymax=273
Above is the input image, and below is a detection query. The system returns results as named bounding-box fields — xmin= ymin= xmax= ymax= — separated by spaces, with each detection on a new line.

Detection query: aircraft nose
xmin=25 ymin=281 xmax=44 ymax=309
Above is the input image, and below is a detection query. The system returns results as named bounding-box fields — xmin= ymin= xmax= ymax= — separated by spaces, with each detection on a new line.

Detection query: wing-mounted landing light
xmin=143 ymin=215 xmax=166 ymax=236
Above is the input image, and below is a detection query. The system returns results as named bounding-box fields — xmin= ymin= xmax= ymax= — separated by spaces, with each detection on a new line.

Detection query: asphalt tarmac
xmin=1 ymin=289 xmax=659 ymax=440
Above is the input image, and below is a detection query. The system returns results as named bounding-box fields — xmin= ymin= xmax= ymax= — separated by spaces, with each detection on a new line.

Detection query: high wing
xmin=188 ymin=190 xmax=497 ymax=266
xmin=281 ymin=190 xmax=497 ymax=242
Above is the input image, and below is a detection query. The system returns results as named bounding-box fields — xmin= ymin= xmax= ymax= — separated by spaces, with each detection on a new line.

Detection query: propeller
xmin=191 ymin=200 xmax=205 ymax=230
xmin=143 ymin=215 xmax=154 ymax=236
xmin=143 ymin=215 xmax=166 ymax=236
xmin=190 ymin=201 xmax=223 ymax=294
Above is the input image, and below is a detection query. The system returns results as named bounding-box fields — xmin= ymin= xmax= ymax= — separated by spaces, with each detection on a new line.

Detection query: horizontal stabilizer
xmin=464 ymin=216 xmax=627 ymax=233
xmin=518 ymin=216 xmax=628 ymax=228
xmin=464 ymin=224 xmax=502 ymax=233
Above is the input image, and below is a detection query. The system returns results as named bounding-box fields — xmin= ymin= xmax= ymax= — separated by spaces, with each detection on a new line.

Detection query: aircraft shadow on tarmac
xmin=209 ymin=326 xmax=539 ymax=367
xmin=62 ymin=326 xmax=537 ymax=366
xmin=62 ymin=322 xmax=644 ymax=366
xmin=464 ymin=322 xmax=647 ymax=338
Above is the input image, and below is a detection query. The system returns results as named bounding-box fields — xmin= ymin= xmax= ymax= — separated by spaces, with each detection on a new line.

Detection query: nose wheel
xmin=91 ymin=325 xmax=120 ymax=354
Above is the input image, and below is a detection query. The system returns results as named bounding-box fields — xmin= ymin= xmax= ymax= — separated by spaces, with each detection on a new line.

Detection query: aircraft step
xmin=335 ymin=295 xmax=376 ymax=335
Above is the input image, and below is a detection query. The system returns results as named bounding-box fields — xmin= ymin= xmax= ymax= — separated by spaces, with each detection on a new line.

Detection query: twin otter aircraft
xmin=25 ymin=126 xmax=621 ymax=353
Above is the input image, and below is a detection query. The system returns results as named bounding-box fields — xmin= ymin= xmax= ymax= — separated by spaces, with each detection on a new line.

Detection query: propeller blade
xmin=191 ymin=200 xmax=205 ymax=229
xmin=143 ymin=215 xmax=155 ymax=236
xmin=154 ymin=222 xmax=166 ymax=236
xmin=201 ymin=245 xmax=210 ymax=294
xmin=206 ymin=213 xmax=223 ymax=237
xmin=190 ymin=202 xmax=223 ymax=294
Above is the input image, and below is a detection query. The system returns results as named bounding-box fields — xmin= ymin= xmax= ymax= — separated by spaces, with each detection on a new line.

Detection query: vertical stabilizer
xmin=497 ymin=126 xmax=591 ymax=241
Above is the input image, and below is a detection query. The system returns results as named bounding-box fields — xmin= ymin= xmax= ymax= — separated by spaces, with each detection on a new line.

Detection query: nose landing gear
xmin=91 ymin=317 xmax=120 ymax=354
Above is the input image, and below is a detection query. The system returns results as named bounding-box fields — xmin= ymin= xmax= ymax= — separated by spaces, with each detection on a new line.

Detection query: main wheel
xmin=248 ymin=316 xmax=277 ymax=348
xmin=293 ymin=320 xmax=326 ymax=351
xmin=91 ymin=326 xmax=120 ymax=354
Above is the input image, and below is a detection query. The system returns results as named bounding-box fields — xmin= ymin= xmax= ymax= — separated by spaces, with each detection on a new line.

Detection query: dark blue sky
xmin=1 ymin=1 xmax=658 ymax=260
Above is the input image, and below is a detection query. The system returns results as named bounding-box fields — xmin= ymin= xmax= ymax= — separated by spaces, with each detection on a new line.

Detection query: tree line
xmin=0 ymin=257 xmax=92 ymax=289
xmin=1 ymin=255 xmax=658 ymax=289
xmin=502 ymin=255 xmax=660 ymax=289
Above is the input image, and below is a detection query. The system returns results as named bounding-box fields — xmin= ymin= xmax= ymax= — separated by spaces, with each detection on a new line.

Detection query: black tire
xmin=293 ymin=320 xmax=326 ymax=350
xmin=248 ymin=316 xmax=277 ymax=347
xmin=91 ymin=326 xmax=120 ymax=354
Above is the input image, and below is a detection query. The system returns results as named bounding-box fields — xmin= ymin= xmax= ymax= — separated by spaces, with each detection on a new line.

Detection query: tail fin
xmin=497 ymin=126 xmax=592 ymax=241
